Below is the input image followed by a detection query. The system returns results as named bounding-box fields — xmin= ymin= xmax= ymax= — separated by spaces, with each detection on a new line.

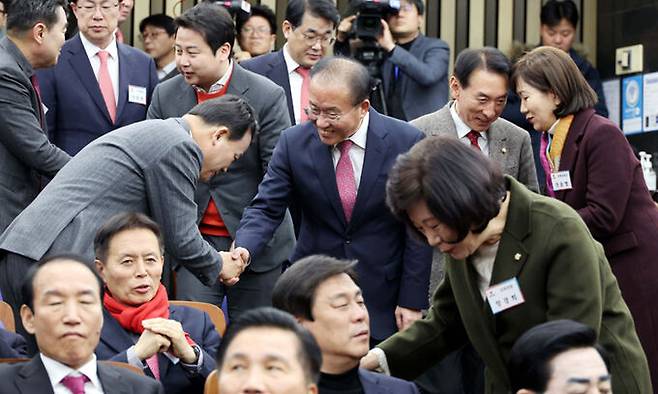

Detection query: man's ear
xmin=20 ymin=304 xmax=37 ymax=335
xmin=32 ymin=22 xmax=47 ymax=45
xmin=212 ymin=126 xmax=229 ymax=144
xmin=449 ymin=75 xmax=461 ymax=100
xmin=282 ymin=20 xmax=293 ymax=39
xmin=307 ymin=383 xmax=319 ymax=394
xmin=516 ymin=389 xmax=536 ymax=394
xmin=95 ymin=259 xmax=107 ymax=283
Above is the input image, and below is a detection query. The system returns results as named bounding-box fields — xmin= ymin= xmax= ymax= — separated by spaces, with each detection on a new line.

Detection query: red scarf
xmin=104 ymin=284 xmax=195 ymax=346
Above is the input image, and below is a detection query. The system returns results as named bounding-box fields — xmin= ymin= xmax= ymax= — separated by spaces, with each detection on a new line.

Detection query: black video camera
xmin=351 ymin=0 xmax=401 ymax=40
xmin=208 ymin=0 xmax=251 ymax=17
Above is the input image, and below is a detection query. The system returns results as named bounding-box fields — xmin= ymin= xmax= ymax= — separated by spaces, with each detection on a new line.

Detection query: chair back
xmin=0 ymin=358 xmax=29 ymax=364
xmin=170 ymin=300 xmax=226 ymax=336
xmin=99 ymin=360 xmax=145 ymax=376
xmin=0 ymin=301 xmax=15 ymax=332
xmin=204 ymin=369 xmax=219 ymax=394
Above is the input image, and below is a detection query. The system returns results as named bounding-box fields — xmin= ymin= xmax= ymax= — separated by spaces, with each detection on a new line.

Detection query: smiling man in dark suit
xmin=0 ymin=255 xmax=163 ymax=394
xmin=233 ymin=57 xmax=432 ymax=343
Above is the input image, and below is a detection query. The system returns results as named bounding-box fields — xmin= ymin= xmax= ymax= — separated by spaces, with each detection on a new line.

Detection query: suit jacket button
xmin=345 ymin=239 xmax=351 ymax=244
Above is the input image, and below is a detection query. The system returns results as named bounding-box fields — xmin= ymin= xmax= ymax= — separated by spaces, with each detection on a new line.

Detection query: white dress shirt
xmin=40 ymin=353 xmax=104 ymax=394
xmin=282 ymin=44 xmax=304 ymax=124
xmin=157 ymin=61 xmax=177 ymax=81
xmin=79 ymin=33 xmax=119 ymax=106
xmin=331 ymin=112 xmax=369 ymax=189
xmin=450 ymin=102 xmax=490 ymax=156
xmin=194 ymin=60 xmax=234 ymax=94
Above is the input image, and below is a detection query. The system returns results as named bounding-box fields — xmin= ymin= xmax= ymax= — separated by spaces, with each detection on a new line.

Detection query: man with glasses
xmin=139 ymin=14 xmax=177 ymax=81
xmin=242 ymin=0 xmax=340 ymax=126
xmin=234 ymin=4 xmax=277 ymax=63
xmin=36 ymin=0 xmax=158 ymax=155
xmin=147 ymin=2 xmax=294 ymax=322
xmin=232 ymin=57 xmax=432 ymax=345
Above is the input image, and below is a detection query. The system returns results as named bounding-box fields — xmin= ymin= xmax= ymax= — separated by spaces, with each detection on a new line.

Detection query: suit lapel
xmin=227 ymin=64 xmax=250 ymax=97
xmin=358 ymin=370 xmax=393 ymax=393
xmin=98 ymin=362 xmax=132 ymax=394
xmin=67 ymin=34 xmax=113 ymax=123
xmin=16 ymin=357 xmax=55 ymax=394
xmin=115 ymin=44 xmax=130 ymax=123
xmin=269 ymin=51 xmax=294 ymax=123
xmin=487 ymin=124 xmax=509 ymax=168
xmin=554 ymin=110 xmax=593 ymax=200
xmin=99 ymin=309 xmax=138 ymax=355
xmin=310 ymin=131 xmax=346 ymax=226
xmin=349 ymin=111 xmax=388 ymax=229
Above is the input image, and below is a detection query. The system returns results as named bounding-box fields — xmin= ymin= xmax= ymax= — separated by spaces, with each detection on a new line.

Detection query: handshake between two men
xmin=218 ymin=246 xmax=251 ymax=286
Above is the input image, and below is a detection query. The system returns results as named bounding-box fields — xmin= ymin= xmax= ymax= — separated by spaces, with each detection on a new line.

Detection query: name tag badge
xmin=551 ymin=170 xmax=572 ymax=191
xmin=128 ymin=85 xmax=147 ymax=105
xmin=486 ymin=277 xmax=525 ymax=314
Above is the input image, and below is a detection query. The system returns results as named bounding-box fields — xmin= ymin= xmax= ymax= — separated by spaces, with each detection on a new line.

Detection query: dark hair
xmin=286 ymin=0 xmax=340 ymax=29
xmin=272 ymin=255 xmax=358 ymax=321
xmin=386 ymin=136 xmax=505 ymax=244
xmin=175 ymin=2 xmax=234 ymax=54
xmin=94 ymin=212 xmax=164 ymax=263
xmin=236 ymin=4 xmax=277 ymax=37
xmin=139 ymin=13 xmax=176 ymax=36
xmin=187 ymin=94 xmax=258 ymax=141
xmin=453 ymin=47 xmax=511 ymax=88
xmin=217 ymin=307 xmax=322 ymax=384
xmin=311 ymin=56 xmax=372 ymax=105
xmin=21 ymin=254 xmax=101 ymax=311
xmin=512 ymin=46 xmax=597 ymax=117
xmin=405 ymin=0 xmax=424 ymax=16
xmin=509 ymin=319 xmax=609 ymax=392
xmin=541 ymin=0 xmax=579 ymax=29
xmin=6 ymin=0 xmax=67 ymax=34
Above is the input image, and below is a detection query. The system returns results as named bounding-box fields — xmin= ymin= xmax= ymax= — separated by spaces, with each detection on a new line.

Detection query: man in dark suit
xmin=241 ymin=0 xmax=340 ymax=125
xmin=147 ymin=2 xmax=295 ymax=321
xmin=335 ymin=0 xmax=450 ymax=121
xmin=0 ymin=255 xmax=163 ymax=394
xmin=233 ymin=57 xmax=432 ymax=343
xmin=0 ymin=0 xmax=71 ymax=237
xmin=0 ymin=327 xmax=27 ymax=358
xmin=37 ymin=0 xmax=158 ymax=155
xmin=273 ymin=255 xmax=420 ymax=393
xmin=139 ymin=14 xmax=178 ymax=82
xmin=0 ymin=97 xmax=253 ymax=327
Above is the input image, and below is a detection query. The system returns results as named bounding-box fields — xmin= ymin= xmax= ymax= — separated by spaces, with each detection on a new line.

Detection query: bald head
xmin=310 ymin=57 xmax=372 ymax=106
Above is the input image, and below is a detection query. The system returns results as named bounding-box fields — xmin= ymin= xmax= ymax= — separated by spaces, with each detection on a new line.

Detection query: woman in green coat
xmin=361 ymin=136 xmax=651 ymax=393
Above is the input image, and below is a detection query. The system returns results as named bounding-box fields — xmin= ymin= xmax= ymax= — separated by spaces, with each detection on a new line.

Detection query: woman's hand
xmin=142 ymin=318 xmax=198 ymax=364
xmin=360 ymin=349 xmax=381 ymax=370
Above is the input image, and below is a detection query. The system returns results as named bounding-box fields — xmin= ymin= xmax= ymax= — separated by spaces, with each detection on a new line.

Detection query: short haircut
xmin=541 ymin=0 xmax=579 ymax=29
xmin=285 ymin=0 xmax=340 ymax=29
xmin=175 ymin=2 xmax=234 ymax=54
xmin=21 ymin=254 xmax=101 ymax=311
xmin=311 ymin=56 xmax=372 ymax=105
xmin=386 ymin=136 xmax=505 ymax=244
xmin=139 ymin=13 xmax=176 ymax=36
xmin=217 ymin=307 xmax=322 ymax=384
xmin=186 ymin=94 xmax=258 ymax=141
xmin=512 ymin=46 xmax=597 ymax=117
xmin=236 ymin=4 xmax=277 ymax=36
xmin=94 ymin=212 xmax=164 ymax=263
xmin=272 ymin=255 xmax=358 ymax=321
xmin=509 ymin=319 xmax=609 ymax=392
xmin=6 ymin=0 xmax=67 ymax=34
xmin=453 ymin=47 xmax=511 ymax=89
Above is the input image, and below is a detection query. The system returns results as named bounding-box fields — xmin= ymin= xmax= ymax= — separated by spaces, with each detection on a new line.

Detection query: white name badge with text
xmin=551 ymin=170 xmax=573 ymax=191
xmin=128 ymin=85 xmax=147 ymax=105
xmin=486 ymin=277 xmax=525 ymax=314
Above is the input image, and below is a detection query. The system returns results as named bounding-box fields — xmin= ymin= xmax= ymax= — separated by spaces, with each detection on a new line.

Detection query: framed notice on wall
xmin=643 ymin=72 xmax=658 ymax=132
xmin=622 ymin=75 xmax=643 ymax=134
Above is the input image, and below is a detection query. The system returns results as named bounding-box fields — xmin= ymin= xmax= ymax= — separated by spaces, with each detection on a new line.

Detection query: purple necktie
xmin=336 ymin=140 xmax=357 ymax=222
xmin=61 ymin=374 xmax=90 ymax=394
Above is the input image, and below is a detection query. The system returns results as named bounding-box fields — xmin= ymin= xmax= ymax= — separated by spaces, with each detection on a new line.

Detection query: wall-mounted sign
xmin=622 ymin=75 xmax=643 ymax=134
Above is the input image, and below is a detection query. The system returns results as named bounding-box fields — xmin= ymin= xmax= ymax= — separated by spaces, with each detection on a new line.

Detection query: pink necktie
xmin=466 ymin=130 xmax=481 ymax=151
xmin=97 ymin=50 xmax=116 ymax=123
xmin=146 ymin=354 xmax=160 ymax=380
xmin=539 ymin=132 xmax=555 ymax=197
xmin=61 ymin=374 xmax=90 ymax=394
xmin=29 ymin=75 xmax=45 ymax=128
xmin=296 ymin=67 xmax=311 ymax=122
xmin=115 ymin=29 xmax=124 ymax=44
xmin=336 ymin=140 xmax=357 ymax=222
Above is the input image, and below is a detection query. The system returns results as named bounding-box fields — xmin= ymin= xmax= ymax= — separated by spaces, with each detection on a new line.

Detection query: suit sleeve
xmin=0 ymin=67 xmax=70 ymax=176
xmin=146 ymin=83 xmax=165 ymax=120
xmin=386 ymin=38 xmax=449 ymax=87
xmin=144 ymin=142 xmax=221 ymax=285
xmin=517 ymin=130 xmax=540 ymax=193
xmin=235 ymin=132 xmax=294 ymax=261
xmin=0 ymin=329 xmax=27 ymax=358
xmin=146 ymin=58 xmax=159 ymax=109
xmin=193 ymin=311 xmax=220 ymax=380
xmin=575 ymin=123 xmax=634 ymax=238
xmin=255 ymin=85 xmax=292 ymax=172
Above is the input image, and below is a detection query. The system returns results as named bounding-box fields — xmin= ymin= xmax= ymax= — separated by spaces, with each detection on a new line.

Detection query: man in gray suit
xmin=0 ymin=96 xmax=253 ymax=328
xmin=147 ymin=3 xmax=295 ymax=320
xmin=0 ymin=0 xmax=71 ymax=237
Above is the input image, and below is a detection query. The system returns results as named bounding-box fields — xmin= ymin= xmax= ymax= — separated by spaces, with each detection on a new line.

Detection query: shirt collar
xmin=547 ymin=118 xmax=560 ymax=135
xmin=283 ymin=43 xmax=302 ymax=74
xmin=79 ymin=32 xmax=118 ymax=61
xmin=161 ymin=60 xmax=177 ymax=75
xmin=194 ymin=59 xmax=233 ymax=94
xmin=40 ymin=353 xmax=101 ymax=391
xmin=336 ymin=111 xmax=369 ymax=150
xmin=450 ymin=101 xmax=488 ymax=141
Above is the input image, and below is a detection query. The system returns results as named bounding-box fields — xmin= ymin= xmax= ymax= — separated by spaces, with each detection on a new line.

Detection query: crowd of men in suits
xmin=0 ymin=0 xmax=651 ymax=393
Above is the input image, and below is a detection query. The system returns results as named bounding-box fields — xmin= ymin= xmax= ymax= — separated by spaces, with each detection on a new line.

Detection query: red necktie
xmin=29 ymin=75 xmax=45 ymax=128
xmin=97 ymin=50 xmax=117 ymax=123
xmin=61 ymin=374 xmax=90 ymax=394
xmin=146 ymin=354 xmax=160 ymax=380
xmin=466 ymin=130 xmax=481 ymax=151
xmin=336 ymin=140 xmax=357 ymax=222
xmin=296 ymin=67 xmax=311 ymax=122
